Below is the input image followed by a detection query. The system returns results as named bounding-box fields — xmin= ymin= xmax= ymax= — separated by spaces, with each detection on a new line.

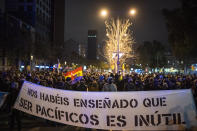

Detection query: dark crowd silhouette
xmin=0 ymin=68 xmax=197 ymax=131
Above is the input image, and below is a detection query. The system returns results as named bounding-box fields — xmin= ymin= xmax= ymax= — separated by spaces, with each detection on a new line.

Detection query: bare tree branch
xmin=104 ymin=18 xmax=135 ymax=68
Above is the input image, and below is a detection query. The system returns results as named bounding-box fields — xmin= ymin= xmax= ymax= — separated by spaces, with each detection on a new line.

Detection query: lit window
xmin=88 ymin=35 xmax=96 ymax=38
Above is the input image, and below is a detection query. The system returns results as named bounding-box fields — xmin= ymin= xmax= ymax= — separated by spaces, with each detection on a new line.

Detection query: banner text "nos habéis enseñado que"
xmin=14 ymin=81 xmax=197 ymax=130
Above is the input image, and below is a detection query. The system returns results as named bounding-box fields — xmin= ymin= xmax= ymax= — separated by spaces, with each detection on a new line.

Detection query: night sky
xmin=64 ymin=0 xmax=181 ymax=45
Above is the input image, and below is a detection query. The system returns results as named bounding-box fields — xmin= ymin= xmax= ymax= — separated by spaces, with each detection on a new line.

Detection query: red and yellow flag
xmin=63 ymin=67 xmax=83 ymax=80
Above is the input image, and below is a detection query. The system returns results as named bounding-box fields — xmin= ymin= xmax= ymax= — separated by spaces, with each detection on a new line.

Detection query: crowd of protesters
xmin=1 ymin=68 xmax=197 ymax=98
xmin=0 ymin=68 xmax=197 ymax=130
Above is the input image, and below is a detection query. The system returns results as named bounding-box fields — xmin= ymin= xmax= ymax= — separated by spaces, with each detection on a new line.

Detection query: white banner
xmin=14 ymin=81 xmax=197 ymax=130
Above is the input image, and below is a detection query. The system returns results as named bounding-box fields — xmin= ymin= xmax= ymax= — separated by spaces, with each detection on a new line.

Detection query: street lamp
xmin=100 ymin=9 xmax=108 ymax=17
xmin=129 ymin=9 xmax=136 ymax=16
xmin=101 ymin=8 xmax=136 ymax=74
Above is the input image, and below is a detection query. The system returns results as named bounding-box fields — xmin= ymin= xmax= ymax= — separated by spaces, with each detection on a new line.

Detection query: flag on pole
xmin=57 ymin=59 xmax=61 ymax=73
xmin=63 ymin=67 xmax=83 ymax=81
xmin=122 ymin=63 xmax=125 ymax=70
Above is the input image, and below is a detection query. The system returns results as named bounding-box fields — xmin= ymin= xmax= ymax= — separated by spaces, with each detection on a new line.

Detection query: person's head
xmin=107 ymin=77 xmax=113 ymax=84
xmin=110 ymin=73 xmax=114 ymax=78
xmin=99 ymin=75 xmax=104 ymax=82
xmin=59 ymin=76 xmax=63 ymax=81
xmin=128 ymin=78 xmax=133 ymax=83
xmin=66 ymin=77 xmax=71 ymax=82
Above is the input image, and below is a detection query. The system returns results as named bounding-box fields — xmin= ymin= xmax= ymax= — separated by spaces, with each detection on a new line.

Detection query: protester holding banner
xmin=1 ymin=68 xmax=197 ymax=130
xmin=8 ymin=75 xmax=21 ymax=131
xmin=12 ymin=81 xmax=197 ymax=130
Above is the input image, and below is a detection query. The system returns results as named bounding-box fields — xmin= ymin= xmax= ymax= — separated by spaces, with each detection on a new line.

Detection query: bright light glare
xmin=130 ymin=9 xmax=136 ymax=15
xmin=112 ymin=53 xmax=124 ymax=59
xmin=31 ymin=55 xmax=33 ymax=60
xmin=101 ymin=9 xmax=107 ymax=17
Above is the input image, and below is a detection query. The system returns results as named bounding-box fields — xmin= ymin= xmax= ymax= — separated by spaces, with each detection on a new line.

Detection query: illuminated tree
xmin=104 ymin=18 xmax=134 ymax=72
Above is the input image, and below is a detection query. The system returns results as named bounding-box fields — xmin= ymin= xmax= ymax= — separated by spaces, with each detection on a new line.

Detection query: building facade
xmin=87 ymin=30 xmax=97 ymax=60
xmin=53 ymin=0 xmax=65 ymax=46
xmin=0 ymin=13 xmax=35 ymax=70
xmin=5 ymin=0 xmax=53 ymax=42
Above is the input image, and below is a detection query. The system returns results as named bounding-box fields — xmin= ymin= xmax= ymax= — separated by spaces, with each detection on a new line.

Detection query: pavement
xmin=1 ymin=111 xmax=197 ymax=131
xmin=0 ymin=111 xmax=97 ymax=131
